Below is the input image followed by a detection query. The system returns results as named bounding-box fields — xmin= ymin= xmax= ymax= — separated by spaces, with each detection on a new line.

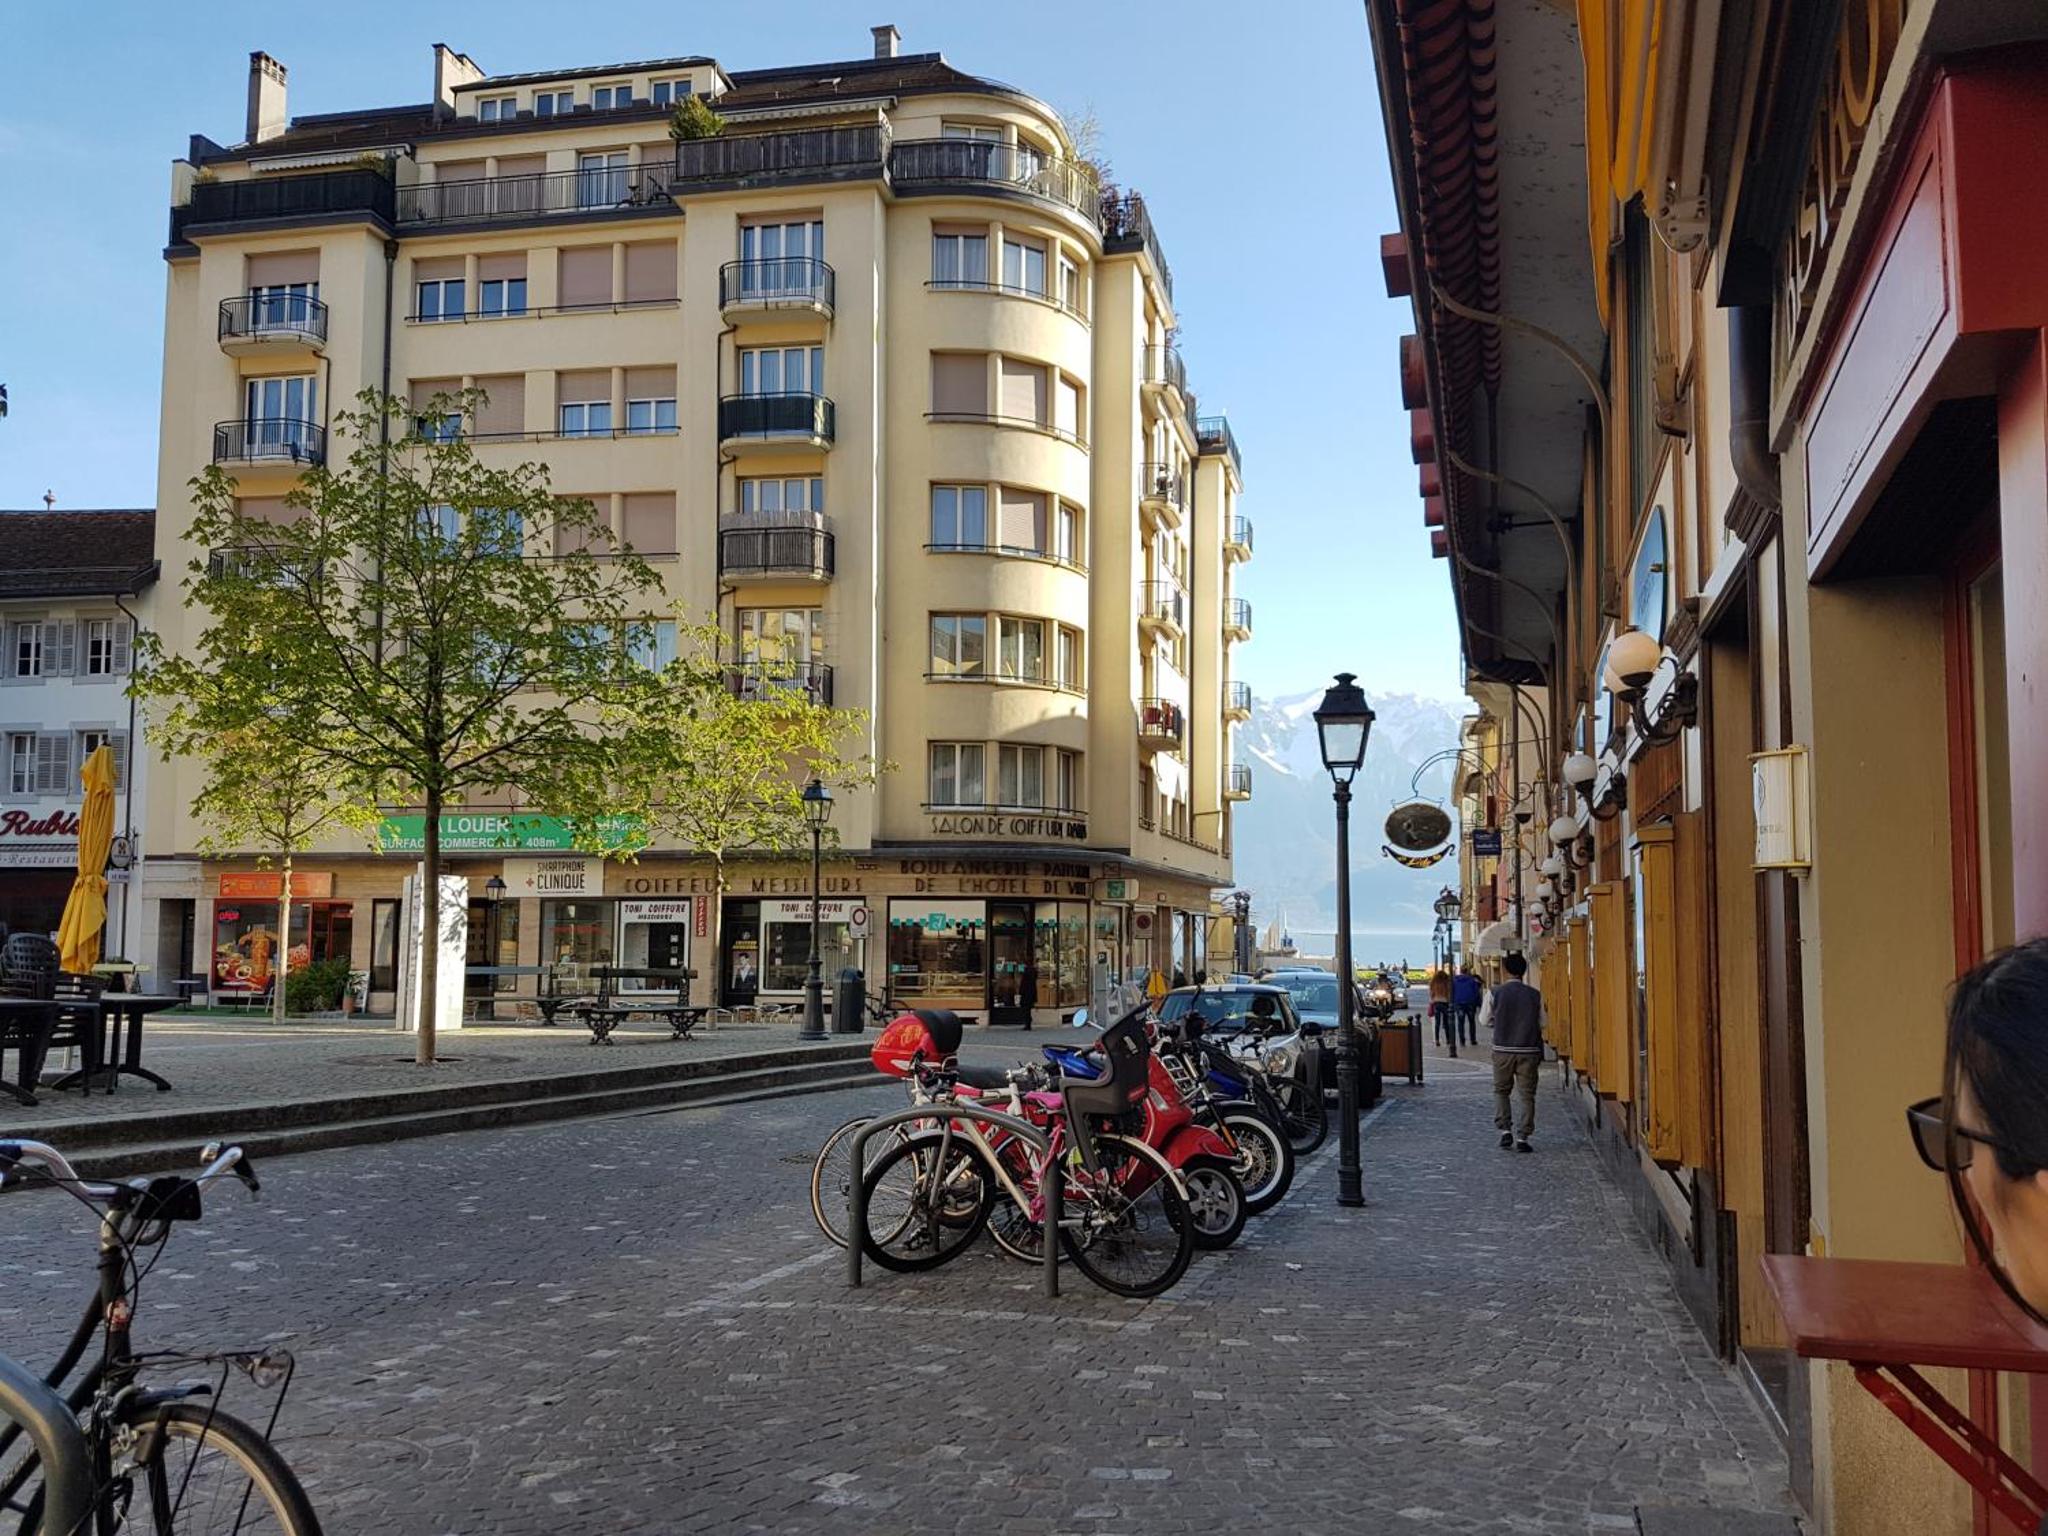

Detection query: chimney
xmin=432 ymin=43 xmax=485 ymax=121
xmin=246 ymin=52 xmax=288 ymax=144
xmin=872 ymin=24 xmax=901 ymax=58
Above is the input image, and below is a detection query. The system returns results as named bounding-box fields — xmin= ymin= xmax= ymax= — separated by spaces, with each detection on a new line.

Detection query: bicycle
xmin=0 ymin=1139 xmax=323 ymax=1534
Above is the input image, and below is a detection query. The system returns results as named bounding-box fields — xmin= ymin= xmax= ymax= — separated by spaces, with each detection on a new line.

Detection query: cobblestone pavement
xmin=0 ymin=1033 xmax=1798 ymax=1534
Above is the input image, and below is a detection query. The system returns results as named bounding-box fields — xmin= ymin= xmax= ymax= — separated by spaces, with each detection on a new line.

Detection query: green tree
xmin=601 ymin=621 xmax=882 ymax=1002
xmin=668 ymin=95 xmax=726 ymax=141
xmin=135 ymin=389 xmax=665 ymax=1063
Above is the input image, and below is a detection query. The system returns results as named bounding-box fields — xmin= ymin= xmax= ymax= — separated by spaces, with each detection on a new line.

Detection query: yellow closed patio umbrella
xmin=56 ymin=744 xmax=117 ymax=975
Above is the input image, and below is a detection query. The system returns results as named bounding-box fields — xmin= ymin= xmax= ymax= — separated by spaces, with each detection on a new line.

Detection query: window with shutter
xmin=999 ymin=358 xmax=1048 ymax=425
xmin=623 ymin=242 xmax=677 ymax=303
xmin=997 ymin=489 xmax=1046 ymax=553
xmin=112 ymin=619 xmax=134 ymax=675
xmin=36 ymin=733 xmax=71 ymax=794
xmin=558 ymin=246 xmax=614 ymax=309
xmin=53 ymin=621 xmax=77 ymax=677
xmin=620 ymin=493 xmax=676 ymax=555
xmin=557 ymin=370 xmax=612 ymax=437
xmin=930 ymin=354 xmax=987 ymax=416
xmin=246 ymin=251 xmax=319 ymax=289
xmin=6 ymin=733 xmax=32 ymax=795
xmin=473 ymin=375 xmax=526 ymax=438
xmin=623 ymin=367 xmax=677 ymax=435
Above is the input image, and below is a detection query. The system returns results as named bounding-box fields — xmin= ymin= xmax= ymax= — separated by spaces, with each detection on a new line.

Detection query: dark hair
xmin=1944 ymin=937 xmax=2048 ymax=1324
xmin=1503 ymin=952 xmax=1528 ymax=978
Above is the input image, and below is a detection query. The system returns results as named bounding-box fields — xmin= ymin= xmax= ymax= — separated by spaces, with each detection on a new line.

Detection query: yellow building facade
xmin=142 ymin=30 xmax=1249 ymax=1024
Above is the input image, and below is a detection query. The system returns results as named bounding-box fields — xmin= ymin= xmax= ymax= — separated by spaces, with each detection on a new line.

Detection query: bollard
xmin=1043 ymin=1150 xmax=1061 ymax=1299
xmin=0 ymin=1352 xmax=92 ymax=1533
xmin=846 ymin=1119 xmax=870 ymax=1289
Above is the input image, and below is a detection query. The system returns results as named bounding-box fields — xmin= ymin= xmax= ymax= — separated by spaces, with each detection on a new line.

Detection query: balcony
xmin=717 ymin=517 xmax=835 ymax=583
xmin=1224 ymin=681 xmax=1252 ymax=721
xmin=1100 ymin=191 xmax=1174 ymax=308
xmin=396 ymin=164 xmax=676 ymax=227
xmin=1144 ymin=344 xmax=1192 ymax=415
xmin=172 ymin=168 xmax=394 ymax=244
xmin=719 ymin=258 xmax=835 ymax=320
xmin=674 ymin=125 xmax=889 ymax=192
xmin=1137 ymin=697 xmax=1185 ymax=752
xmin=717 ymin=393 xmax=835 ymax=453
xmin=1139 ymin=461 xmax=1187 ymax=527
xmin=218 ymin=293 xmax=328 ymax=356
xmin=1225 ymin=763 xmax=1253 ymax=801
xmin=1224 ymin=597 xmax=1253 ymax=640
xmin=1225 ymin=515 xmax=1254 ymax=560
xmin=889 ymin=138 xmax=1099 ymax=222
xmin=212 ymin=418 xmax=325 ymax=468
xmin=1140 ymin=580 xmax=1186 ymax=634
xmin=1196 ymin=414 xmax=1244 ymax=476
xmin=725 ymin=660 xmax=834 ymax=707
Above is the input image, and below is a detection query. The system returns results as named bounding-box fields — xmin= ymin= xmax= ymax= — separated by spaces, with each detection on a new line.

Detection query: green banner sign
xmin=376 ymin=813 xmax=644 ymax=854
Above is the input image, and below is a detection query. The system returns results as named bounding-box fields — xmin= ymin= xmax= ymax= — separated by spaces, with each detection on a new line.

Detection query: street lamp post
xmin=1313 ymin=672 xmax=1375 ymax=1208
xmin=800 ymin=778 xmax=833 ymax=1041
xmin=1229 ymin=890 xmax=1253 ymax=975
xmin=481 ymin=873 xmax=507 ymax=1021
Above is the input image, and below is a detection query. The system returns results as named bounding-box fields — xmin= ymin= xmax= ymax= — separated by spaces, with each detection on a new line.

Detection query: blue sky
xmin=0 ymin=0 xmax=1462 ymax=705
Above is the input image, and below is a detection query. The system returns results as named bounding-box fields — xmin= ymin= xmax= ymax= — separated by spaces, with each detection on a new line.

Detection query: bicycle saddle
xmin=951 ymin=1061 xmax=1012 ymax=1090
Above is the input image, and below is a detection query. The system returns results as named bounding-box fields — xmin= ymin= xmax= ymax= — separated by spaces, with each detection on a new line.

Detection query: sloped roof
xmin=0 ymin=510 xmax=159 ymax=598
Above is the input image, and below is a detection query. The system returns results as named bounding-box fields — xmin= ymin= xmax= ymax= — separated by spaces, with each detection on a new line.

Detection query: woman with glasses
xmin=1909 ymin=937 xmax=2048 ymax=1327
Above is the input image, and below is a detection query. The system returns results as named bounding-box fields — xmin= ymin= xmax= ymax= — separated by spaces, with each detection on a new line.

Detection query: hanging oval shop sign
xmin=1384 ymin=801 xmax=1453 ymax=852
xmin=1633 ymin=505 xmax=1669 ymax=644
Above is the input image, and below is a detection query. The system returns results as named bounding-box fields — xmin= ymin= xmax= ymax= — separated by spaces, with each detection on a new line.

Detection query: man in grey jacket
xmin=1484 ymin=951 xmax=1544 ymax=1153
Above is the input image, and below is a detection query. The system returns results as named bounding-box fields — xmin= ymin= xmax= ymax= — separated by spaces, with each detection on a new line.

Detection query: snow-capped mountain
xmin=1230 ymin=689 xmax=1465 ymax=958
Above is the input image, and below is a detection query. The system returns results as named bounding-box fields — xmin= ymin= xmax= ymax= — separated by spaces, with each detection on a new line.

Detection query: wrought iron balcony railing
xmin=1144 ymin=344 xmax=1190 ymax=407
xmin=1226 ymin=515 xmax=1254 ymax=555
xmin=1224 ymin=597 xmax=1253 ymax=637
xmin=218 ymin=292 xmax=329 ymax=344
xmin=1225 ymin=763 xmax=1253 ymax=799
xmin=718 ymin=257 xmax=835 ymax=313
xmin=1225 ymin=681 xmax=1253 ymax=715
xmin=890 ymin=138 xmax=1099 ymax=221
xmin=1140 ymin=461 xmax=1187 ymax=513
xmin=1142 ymin=580 xmax=1186 ymax=630
xmin=675 ymin=125 xmax=890 ymax=189
xmin=1196 ymin=414 xmax=1243 ymax=474
xmin=397 ymin=163 xmax=676 ymax=225
xmin=717 ymin=393 xmax=836 ymax=444
xmin=174 ymin=168 xmax=394 ymax=244
xmin=1099 ymin=190 xmax=1174 ymax=307
xmin=212 ymin=418 xmax=325 ymax=465
xmin=725 ymin=660 xmax=834 ymax=706
xmin=1137 ymin=697 xmax=1185 ymax=745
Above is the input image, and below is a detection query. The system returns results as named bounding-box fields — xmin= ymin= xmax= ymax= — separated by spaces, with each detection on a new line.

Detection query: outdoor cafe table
xmin=0 ymin=998 xmax=59 ymax=1108
xmin=1763 ymin=1254 xmax=2048 ymax=1532
xmin=49 ymin=994 xmax=181 ymax=1095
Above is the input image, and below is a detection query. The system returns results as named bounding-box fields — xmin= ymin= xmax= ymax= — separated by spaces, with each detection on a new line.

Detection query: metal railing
xmin=1225 ymin=680 xmax=1252 ymax=715
xmin=218 ymin=292 xmax=329 ymax=344
xmin=1145 ymin=344 xmax=1189 ymax=404
xmin=1100 ymin=190 xmax=1174 ymax=307
xmin=1140 ymin=461 xmax=1187 ymax=511
xmin=1224 ymin=597 xmax=1253 ymax=636
xmin=719 ymin=257 xmax=835 ymax=312
xmin=718 ymin=392 xmax=836 ymax=443
xmin=1142 ymin=580 xmax=1186 ymax=629
xmin=718 ymin=519 xmax=835 ymax=579
xmin=925 ymin=276 xmax=1088 ymax=323
xmin=890 ymin=138 xmax=1099 ymax=221
xmin=1138 ymin=697 xmax=1185 ymax=742
xmin=1195 ymin=414 xmax=1243 ymax=473
xmin=174 ymin=168 xmax=394 ymax=243
xmin=924 ymin=540 xmax=1086 ymax=575
xmin=1226 ymin=763 xmax=1253 ymax=798
xmin=397 ymin=163 xmax=676 ymax=225
xmin=1227 ymin=515 xmax=1255 ymax=554
xmin=212 ymin=418 xmax=325 ymax=465
xmin=725 ymin=660 xmax=833 ymax=705
xmin=675 ymin=124 xmax=890 ymax=187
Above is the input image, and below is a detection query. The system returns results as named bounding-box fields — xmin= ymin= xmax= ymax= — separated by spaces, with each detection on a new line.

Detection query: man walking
xmin=1485 ymin=952 xmax=1543 ymax=1153
xmin=1427 ymin=965 xmax=1453 ymax=1055
xmin=1452 ymin=965 xmax=1483 ymax=1048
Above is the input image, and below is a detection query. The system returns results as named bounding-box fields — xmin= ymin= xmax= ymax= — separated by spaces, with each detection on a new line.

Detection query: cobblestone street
xmin=0 ymin=1041 xmax=1798 ymax=1533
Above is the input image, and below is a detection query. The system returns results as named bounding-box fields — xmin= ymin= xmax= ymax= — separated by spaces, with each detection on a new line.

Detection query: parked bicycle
xmin=0 ymin=1139 xmax=323 ymax=1534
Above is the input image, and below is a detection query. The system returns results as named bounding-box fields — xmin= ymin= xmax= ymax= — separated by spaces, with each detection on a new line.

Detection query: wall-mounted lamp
xmin=1604 ymin=628 xmax=1699 ymax=747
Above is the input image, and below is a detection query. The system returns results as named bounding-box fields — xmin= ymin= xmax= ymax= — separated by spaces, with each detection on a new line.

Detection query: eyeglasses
xmin=1906 ymin=1096 xmax=2015 ymax=1172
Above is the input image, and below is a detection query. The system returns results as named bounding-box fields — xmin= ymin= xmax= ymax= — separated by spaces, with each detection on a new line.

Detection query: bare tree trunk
xmin=707 ymin=854 xmax=726 ymax=1011
xmin=274 ymin=855 xmax=293 ymax=1027
xmin=418 ymin=790 xmax=440 ymax=1065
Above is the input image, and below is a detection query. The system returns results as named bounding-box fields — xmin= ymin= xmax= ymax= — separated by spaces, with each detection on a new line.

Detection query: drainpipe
xmin=1728 ymin=305 xmax=1781 ymax=516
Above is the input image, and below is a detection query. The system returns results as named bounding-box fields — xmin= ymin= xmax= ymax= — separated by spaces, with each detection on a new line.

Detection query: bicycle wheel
xmin=1059 ymin=1133 xmax=1195 ymax=1299
xmin=119 ymin=1400 xmax=322 ymax=1534
xmin=982 ymin=1133 xmax=1064 ymax=1266
xmin=1272 ymin=1076 xmax=1328 ymax=1155
xmin=810 ymin=1116 xmax=918 ymax=1249
xmin=858 ymin=1132 xmax=994 ymax=1272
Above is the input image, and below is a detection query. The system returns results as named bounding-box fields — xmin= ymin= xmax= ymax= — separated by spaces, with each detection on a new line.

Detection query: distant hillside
xmin=1231 ymin=689 xmax=1464 ymax=954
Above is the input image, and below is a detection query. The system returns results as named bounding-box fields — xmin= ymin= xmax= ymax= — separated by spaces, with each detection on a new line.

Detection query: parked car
xmin=1264 ymin=971 xmax=1384 ymax=1106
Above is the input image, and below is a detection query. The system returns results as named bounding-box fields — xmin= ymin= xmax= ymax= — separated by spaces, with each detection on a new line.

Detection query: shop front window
xmin=210 ymin=901 xmax=351 ymax=993
xmin=541 ymin=899 xmax=612 ymax=982
xmin=761 ymin=901 xmax=856 ymax=992
xmin=1035 ymin=900 xmax=1089 ymax=1008
xmin=370 ymin=899 xmax=401 ymax=993
xmin=618 ymin=899 xmax=693 ymax=974
xmin=887 ymin=900 xmax=985 ymax=1009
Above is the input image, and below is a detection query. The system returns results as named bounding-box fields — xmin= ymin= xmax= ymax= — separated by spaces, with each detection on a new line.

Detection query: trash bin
xmin=832 ymin=968 xmax=867 ymax=1033
xmin=1379 ymin=1016 xmax=1422 ymax=1083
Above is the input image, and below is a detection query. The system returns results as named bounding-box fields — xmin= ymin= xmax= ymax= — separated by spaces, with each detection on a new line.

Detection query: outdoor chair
xmin=0 ymin=935 xmax=105 ymax=1095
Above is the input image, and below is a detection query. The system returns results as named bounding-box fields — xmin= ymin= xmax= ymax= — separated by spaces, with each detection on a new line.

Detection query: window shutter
xmin=620 ymin=493 xmax=677 ymax=555
xmin=473 ymin=374 xmax=526 ymax=437
xmin=1 ymin=623 xmax=14 ymax=677
xmin=623 ymin=241 xmax=677 ymax=303
xmin=931 ymin=354 xmax=987 ymax=415
xmin=412 ymin=256 xmax=465 ymax=284
xmin=623 ymin=366 xmax=675 ymax=400
xmin=110 ymin=732 xmax=129 ymax=790
xmin=1000 ymin=359 xmax=1047 ymax=424
xmin=37 ymin=733 xmax=72 ymax=794
xmin=998 ymin=489 xmax=1046 ymax=551
xmin=556 ymin=369 xmax=610 ymax=405
xmin=558 ymin=246 xmax=613 ymax=309
xmin=246 ymin=250 xmax=319 ymax=287
xmin=436 ymin=159 xmax=486 ymax=184
xmin=235 ymin=496 xmax=292 ymax=525
xmin=112 ymin=620 xmax=134 ymax=674
xmin=411 ymin=376 xmax=461 ymax=411
xmin=54 ymin=621 xmax=77 ymax=676
xmin=477 ymin=252 xmax=527 ymax=282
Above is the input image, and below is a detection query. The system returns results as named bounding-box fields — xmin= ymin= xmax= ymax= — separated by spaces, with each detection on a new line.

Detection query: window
xmin=620 ymin=493 xmax=676 ymax=555
xmin=1055 ymin=375 xmax=1083 ymax=442
xmin=559 ymin=400 xmax=611 ymax=437
xmin=83 ymin=618 xmax=132 ymax=677
xmin=75 ymin=730 xmax=125 ymax=789
xmin=930 ymin=485 xmax=988 ymax=547
xmin=541 ymin=900 xmax=611 ymax=970
xmin=1002 ymin=236 xmax=1048 ymax=297
xmin=998 ymin=744 xmax=1044 ymax=808
xmin=417 ymin=277 xmax=464 ymax=322
xmin=1055 ymin=501 xmax=1083 ymax=566
xmin=929 ymin=743 xmax=986 ymax=807
xmin=740 ymin=220 xmax=824 ymax=296
xmin=930 ymin=353 xmax=988 ymax=416
xmin=998 ymin=617 xmax=1045 ymax=681
xmin=932 ymin=228 xmax=988 ymax=288
xmin=7 ymin=732 xmax=71 ymax=795
xmin=623 ymin=242 xmax=677 ymax=304
xmin=591 ymin=83 xmax=632 ymax=110
xmin=6 ymin=733 xmax=32 ymax=795
xmin=739 ymin=346 xmax=823 ymax=396
xmin=942 ymin=123 xmax=1004 ymax=143
xmin=1055 ymin=625 xmax=1082 ymax=690
xmin=420 ymin=504 xmax=460 ymax=543
xmin=998 ymin=488 xmax=1047 ymax=553
xmin=250 ymin=281 xmax=317 ymax=330
xmin=930 ymin=615 xmax=986 ymax=678
xmin=739 ymin=477 xmax=824 ymax=518
xmin=478 ymin=276 xmax=526 ymax=317
xmin=998 ymin=358 xmax=1049 ymax=426
xmin=624 ymin=368 xmax=678 ymax=435
xmin=477 ymin=95 xmax=516 ymax=122
xmin=578 ymin=151 xmax=630 ymax=209
xmin=1058 ymin=254 xmax=1083 ymax=315
xmin=243 ymin=376 xmax=318 ymax=457
xmin=370 ymin=899 xmax=401 ymax=992
xmin=534 ymin=90 xmax=575 ymax=116
xmin=416 ymin=408 xmax=461 ymax=443
xmin=651 ymin=79 xmax=691 ymax=107
xmin=11 ymin=621 xmax=44 ymax=678
xmin=627 ymin=619 xmax=679 ymax=671
xmin=473 ymin=374 xmax=524 ymax=438
xmin=1055 ymin=749 xmax=1081 ymax=811
xmin=738 ymin=608 xmax=823 ymax=665
xmin=558 ymin=246 xmax=613 ymax=310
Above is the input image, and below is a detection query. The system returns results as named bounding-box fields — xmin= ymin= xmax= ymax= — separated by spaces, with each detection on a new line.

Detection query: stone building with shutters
xmin=146 ymin=26 xmax=1251 ymax=1021
xmin=0 ymin=509 xmax=157 ymax=958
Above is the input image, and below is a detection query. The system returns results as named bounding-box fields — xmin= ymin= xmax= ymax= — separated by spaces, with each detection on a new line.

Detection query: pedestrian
xmin=1428 ymin=965 xmax=1453 ymax=1053
xmin=1910 ymin=937 xmax=2048 ymax=1328
xmin=1453 ymin=965 xmax=1483 ymax=1047
xmin=1484 ymin=951 xmax=1544 ymax=1153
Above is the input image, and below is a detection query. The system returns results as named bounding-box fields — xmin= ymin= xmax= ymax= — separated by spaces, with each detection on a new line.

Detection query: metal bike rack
xmin=0 ymin=1351 xmax=93 ymax=1533
xmin=846 ymin=1103 xmax=1061 ymax=1299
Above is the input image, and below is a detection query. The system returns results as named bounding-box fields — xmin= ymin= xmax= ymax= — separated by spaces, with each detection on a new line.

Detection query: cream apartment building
xmin=144 ymin=27 xmax=1252 ymax=1023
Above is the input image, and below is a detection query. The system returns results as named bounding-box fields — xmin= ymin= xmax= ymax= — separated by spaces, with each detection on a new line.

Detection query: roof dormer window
xmin=592 ymin=83 xmax=633 ymax=110
xmin=651 ymin=79 xmax=692 ymax=108
xmin=534 ymin=90 xmax=575 ymax=117
xmin=477 ymin=95 xmax=516 ymax=122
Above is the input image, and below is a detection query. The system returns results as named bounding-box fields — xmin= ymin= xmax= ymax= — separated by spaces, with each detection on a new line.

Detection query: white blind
xmin=931 ymin=354 xmax=986 ymax=415
xmin=999 ymin=358 xmax=1046 ymax=424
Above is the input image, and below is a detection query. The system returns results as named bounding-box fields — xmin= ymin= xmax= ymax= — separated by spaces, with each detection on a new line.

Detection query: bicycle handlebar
xmin=0 ymin=1139 xmax=255 ymax=1203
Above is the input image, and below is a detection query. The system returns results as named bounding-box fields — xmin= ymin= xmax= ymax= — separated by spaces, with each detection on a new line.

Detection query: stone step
xmin=46 ymin=1056 xmax=876 ymax=1180
xmin=1634 ymin=1507 xmax=1807 ymax=1534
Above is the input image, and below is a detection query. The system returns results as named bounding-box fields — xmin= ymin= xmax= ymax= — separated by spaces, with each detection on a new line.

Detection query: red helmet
xmin=869 ymin=1009 xmax=965 ymax=1077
